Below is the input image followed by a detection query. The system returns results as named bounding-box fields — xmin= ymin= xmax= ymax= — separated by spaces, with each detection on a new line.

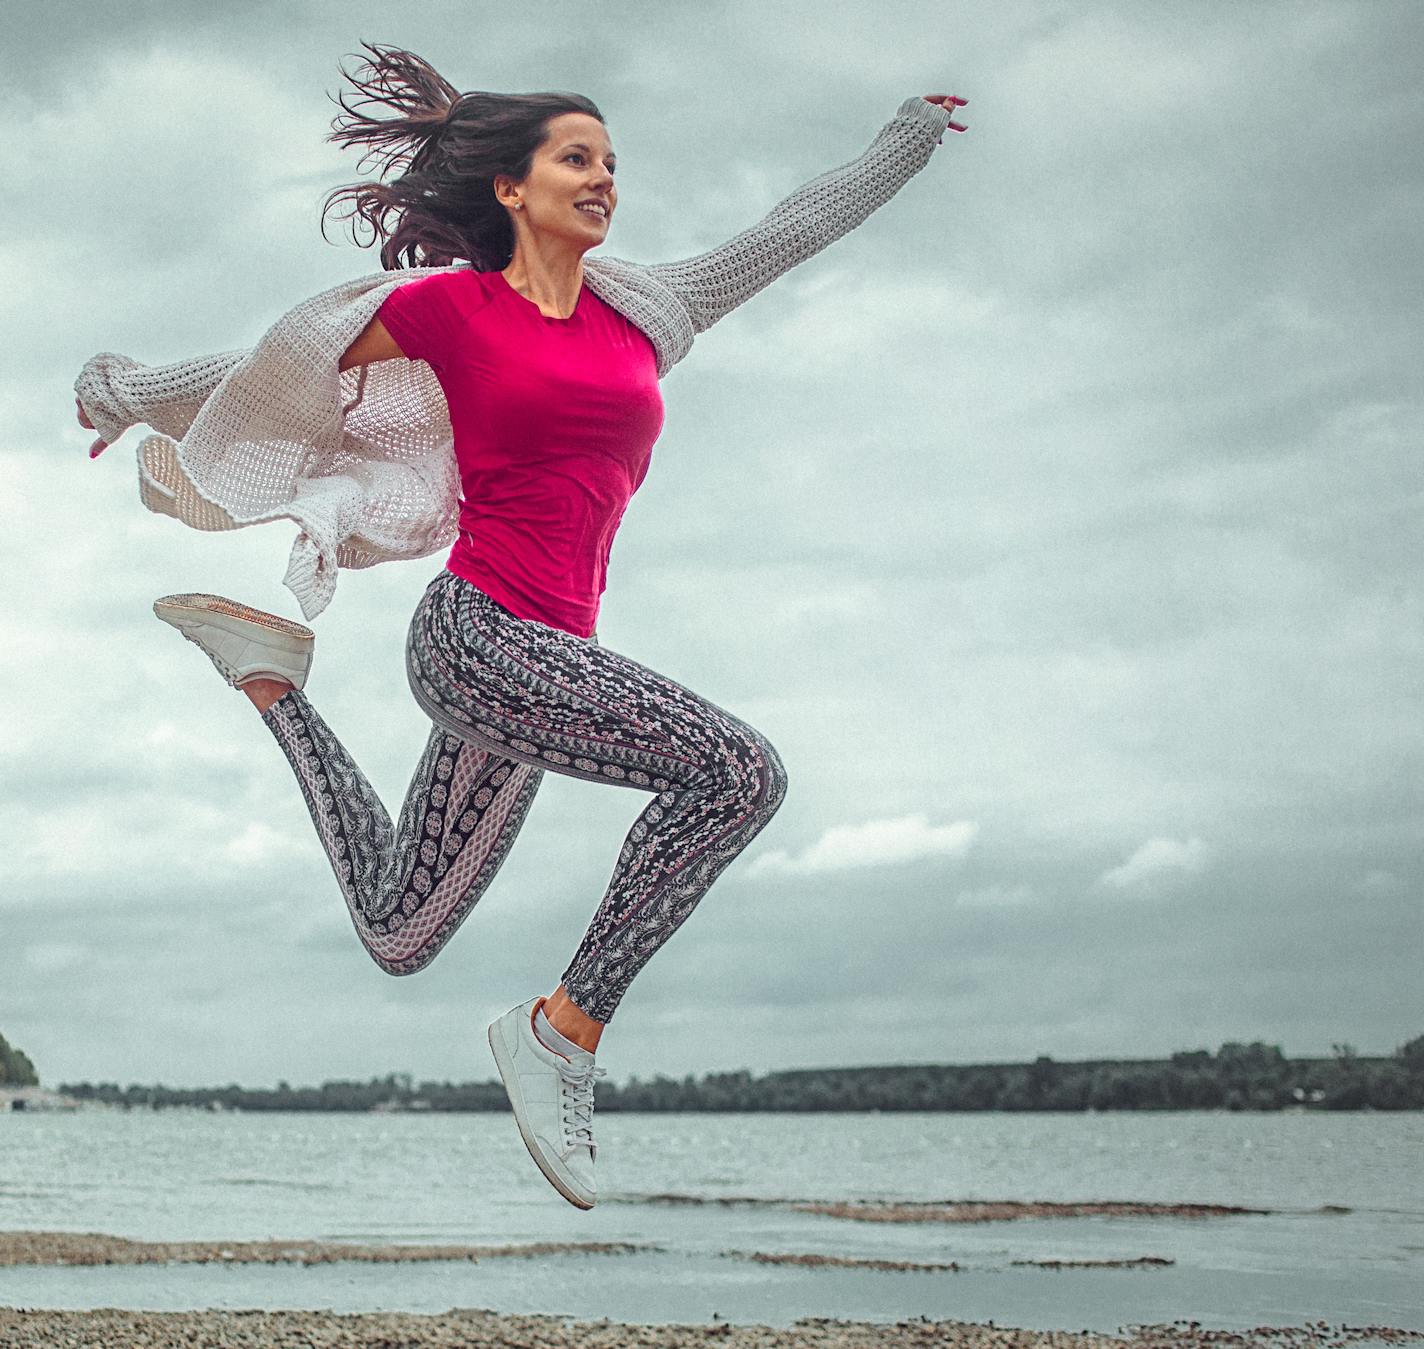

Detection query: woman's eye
xmin=567 ymin=153 xmax=615 ymax=174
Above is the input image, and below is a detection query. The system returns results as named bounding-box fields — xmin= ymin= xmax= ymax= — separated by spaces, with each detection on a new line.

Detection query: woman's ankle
xmin=543 ymin=986 xmax=604 ymax=1055
xmin=241 ymin=677 xmax=295 ymax=714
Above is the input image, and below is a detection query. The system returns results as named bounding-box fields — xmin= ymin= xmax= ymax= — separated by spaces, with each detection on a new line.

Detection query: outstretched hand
xmin=921 ymin=93 xmax=968 ymax=144
xmin=76 ymin=397 xmax=106 ymax=459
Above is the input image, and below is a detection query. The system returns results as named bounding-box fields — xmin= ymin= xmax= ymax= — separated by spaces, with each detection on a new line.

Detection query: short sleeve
xmin=376 ymin=271 xmax=472 ymax=371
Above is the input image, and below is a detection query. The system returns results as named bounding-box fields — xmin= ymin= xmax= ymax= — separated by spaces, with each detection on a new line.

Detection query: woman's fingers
xmin=76 ymin=397 xmax=106 ymax=456
xmin=75 ymin=397 xmax=106 ymax=456
xmin=921 ymin=94 xmax=968 ymax=142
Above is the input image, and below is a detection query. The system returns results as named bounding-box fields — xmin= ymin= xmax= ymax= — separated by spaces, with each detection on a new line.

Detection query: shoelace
xmin=557 ymin=1058 xmax=608 ymax=1153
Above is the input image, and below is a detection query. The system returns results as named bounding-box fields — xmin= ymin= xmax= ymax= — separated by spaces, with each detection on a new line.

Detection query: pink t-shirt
xmin=377 ymin=268 xmax=665 ymax=638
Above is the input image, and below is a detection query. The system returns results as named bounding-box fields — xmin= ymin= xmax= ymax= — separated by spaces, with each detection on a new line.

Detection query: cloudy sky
xmin=2 ymin=1 xmax=1419 ymax=1090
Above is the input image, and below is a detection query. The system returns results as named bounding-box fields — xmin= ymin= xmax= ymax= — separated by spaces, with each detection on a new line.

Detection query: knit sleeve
xmin=377 ymin=271 xmax=471 ymax=372
xmin=74 ymin=348 xmax=249 ymax=446
xmin=643 ymin=96 xmax=955 ymax=335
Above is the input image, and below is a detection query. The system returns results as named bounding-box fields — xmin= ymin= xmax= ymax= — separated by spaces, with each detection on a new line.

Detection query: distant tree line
xmin=54 ymin=1036 xmax=1424 ymax=1112
xmin=0 ymin=1034 xmax=39 ymax=1088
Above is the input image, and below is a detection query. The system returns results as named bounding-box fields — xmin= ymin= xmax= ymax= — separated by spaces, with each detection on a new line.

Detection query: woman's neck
xmin=501 ymin=242 xmax=587 ymax=319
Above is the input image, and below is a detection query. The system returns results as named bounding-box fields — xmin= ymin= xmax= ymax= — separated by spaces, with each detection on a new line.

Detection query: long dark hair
xmin=321 ymin=43 xmax=604 ymax=270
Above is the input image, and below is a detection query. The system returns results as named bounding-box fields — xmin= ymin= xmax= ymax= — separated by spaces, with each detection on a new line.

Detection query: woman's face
xmin=499 ymin=112 xmax=617 ymax=248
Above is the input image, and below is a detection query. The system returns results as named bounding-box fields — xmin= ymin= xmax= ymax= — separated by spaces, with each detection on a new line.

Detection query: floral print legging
xmin=260 ymin=570 xmax=788 ymax=1022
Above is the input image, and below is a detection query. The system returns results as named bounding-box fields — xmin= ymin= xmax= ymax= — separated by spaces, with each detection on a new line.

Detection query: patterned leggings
xmin=260 ymin=570 xmax=788 ymax=1022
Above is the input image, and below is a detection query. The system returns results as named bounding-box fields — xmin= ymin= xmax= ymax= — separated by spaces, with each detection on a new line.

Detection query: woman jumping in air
xmin=74 ymin=44 xmax=968 ymax=1209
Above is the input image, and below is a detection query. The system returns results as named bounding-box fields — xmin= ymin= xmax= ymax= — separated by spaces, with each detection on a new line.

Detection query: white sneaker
xmin=487 ymin=996 xmax=607 ymax=1210
xmin=153 ymin=593 xmax=314 ymax=691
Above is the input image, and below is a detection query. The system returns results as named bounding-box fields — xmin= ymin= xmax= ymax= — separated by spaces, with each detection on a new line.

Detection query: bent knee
xmin=724 ymin=726 xmax=787 ymax=816
xmin=759 ymin=735 xmax=789 ymax=814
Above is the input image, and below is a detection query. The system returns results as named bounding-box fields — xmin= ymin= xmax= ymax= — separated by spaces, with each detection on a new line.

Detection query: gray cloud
xmin=3 ymin=0 xmax=1421 ymax=1088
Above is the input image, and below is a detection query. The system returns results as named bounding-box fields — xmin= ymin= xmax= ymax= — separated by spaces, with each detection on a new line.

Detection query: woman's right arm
xmin=78 ymin=276 xmax=427 ymax=456
xmin=75 ymin=348 xmax=249 ymax=456
xmin=80 ymin=315 xmax=414 ymax=453
xmin=339 ymin=316 xmax=406 ymax=371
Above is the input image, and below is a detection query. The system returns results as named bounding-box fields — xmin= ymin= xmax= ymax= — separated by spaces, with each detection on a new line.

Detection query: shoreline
xmin=0 ymin=1214 xmax=1238 ymax=1269
xmin=4 ymin=1234 xmax=1423 ymax=1347
xmin=0 ymin=1230 xmax=1183 ymax=1275
xmin=5 ymin=1232 xmax=1423 ymax=1347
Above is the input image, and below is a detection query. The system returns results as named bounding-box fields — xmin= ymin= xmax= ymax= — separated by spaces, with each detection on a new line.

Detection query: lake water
xmin=1 ymin=1109 xmax=1421 ymax=1335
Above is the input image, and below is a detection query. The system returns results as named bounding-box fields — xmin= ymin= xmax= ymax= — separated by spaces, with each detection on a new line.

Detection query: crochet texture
xmin=74 ymin=96 xmax=955 ymax=619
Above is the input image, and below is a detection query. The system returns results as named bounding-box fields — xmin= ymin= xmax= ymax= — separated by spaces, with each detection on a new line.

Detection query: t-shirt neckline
xmin=496 ymin=269 xmax=585 ymax=323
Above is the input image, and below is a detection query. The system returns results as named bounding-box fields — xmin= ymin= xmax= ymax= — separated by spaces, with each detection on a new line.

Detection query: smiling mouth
xmin=575 ymin=204 xmax=609 ymax=221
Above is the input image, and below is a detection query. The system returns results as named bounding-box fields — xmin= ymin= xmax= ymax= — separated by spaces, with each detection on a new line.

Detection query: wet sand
xmin=0 ymin=1231 xmax=643 ymax=1267
xmin=616 ymin=1195 xmax=1273 ymax=1223
xmin=792 ymin=1201 xmax=1269 ymax=1224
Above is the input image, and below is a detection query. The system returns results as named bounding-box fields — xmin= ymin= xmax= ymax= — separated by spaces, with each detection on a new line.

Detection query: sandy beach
xmin=2 ymin=1306 xmax=1422 ymax=1348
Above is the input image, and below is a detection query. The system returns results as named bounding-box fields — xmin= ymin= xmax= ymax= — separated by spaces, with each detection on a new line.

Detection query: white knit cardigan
xmin=75 ymin=96 xmax=954 ymax=619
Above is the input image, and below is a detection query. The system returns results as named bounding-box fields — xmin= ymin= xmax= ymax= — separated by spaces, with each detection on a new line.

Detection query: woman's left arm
xmin=644 ymin=94 xmax=967 ymax=336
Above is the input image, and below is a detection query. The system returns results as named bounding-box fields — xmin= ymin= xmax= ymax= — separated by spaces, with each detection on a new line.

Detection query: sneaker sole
xmin=153 ymin=593 xmax=314 ymax=656
xmin=487 ymin=1016 xmax=595 ymax=1211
